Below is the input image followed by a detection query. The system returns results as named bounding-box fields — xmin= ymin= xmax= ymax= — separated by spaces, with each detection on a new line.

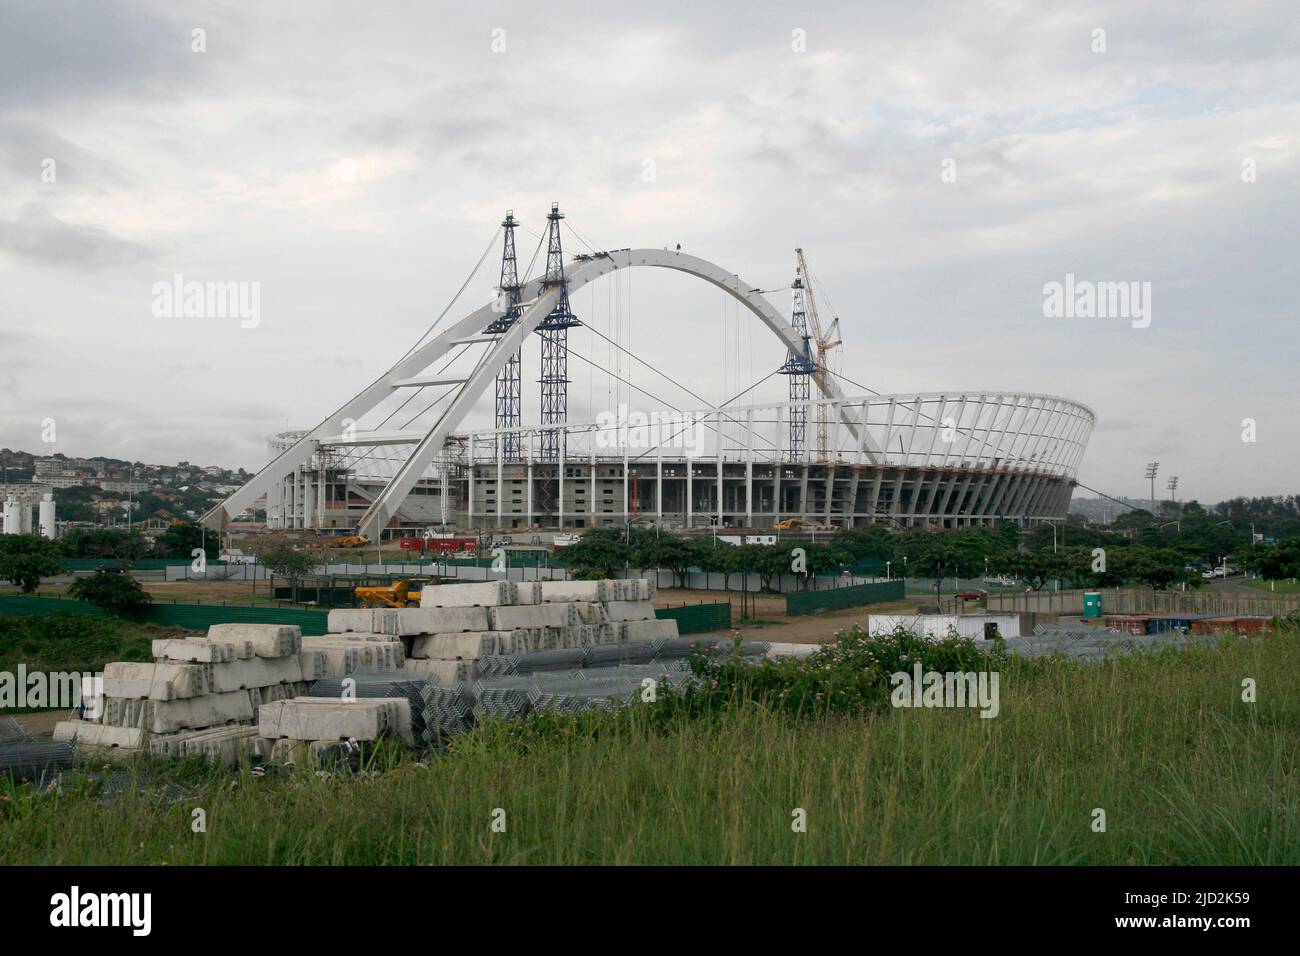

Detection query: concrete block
xmin=515 ymin=581 xmax=542 ymax=605
xmin=619 ymin=619 xmax=680 ymax=643
xmin=208 ymin=656 xmax=306 ymax=693
xmin=539 ymin=580 xmax=609 ymax=603
xmin=327 ymin=609 xmax=377 ymax=633
xmin=402 ymin=658 xmax=474 ymax=684
xmin=150 ymin=726 xmax=258 ymax=766
xmin=573 ymin=602 xmax=609 ymax=624
xmin=151 ymin=638 xmax=246 ymax=663
xmin=137 ymin=690 xmax=257 ymax=734
xmin=302 ymin=637 xmax=404 ymax=673
xmin=604 ymin=600 xmax=656 ymax=622
xmin=269 ymin=738 xmax=310 ymax=765
xmin=421 ymin=581 xmax=515 ymax=608
xmin=410 ymin=631 xmax=510 ymax=660
xmin=489 ymin=603 xmax=577 ymax=630
xmin=54 ymin=721 xmax=145 ymax=749
xmin=207 ymin=624 xmax=301 ymax=658
xmin=372 ymin=606 xmax=489 ymax=636
xmin=258 ymin=697 xmax=412 ymax=742
xmin=298 ymin=650 xmax=327 ymax=681
xmin=102 ymin=661 xmax=211 ymax=701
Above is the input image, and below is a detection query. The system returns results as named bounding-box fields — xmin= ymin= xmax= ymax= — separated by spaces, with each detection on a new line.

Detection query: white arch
xmin=204 ymin=248 xmax=879 ymax=535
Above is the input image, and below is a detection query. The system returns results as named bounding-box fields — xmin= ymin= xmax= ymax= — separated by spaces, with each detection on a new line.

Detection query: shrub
xmin=67 ymin=570 xmax=153 ymax=615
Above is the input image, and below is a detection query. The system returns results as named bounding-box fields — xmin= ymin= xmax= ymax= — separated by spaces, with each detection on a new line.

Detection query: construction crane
xmin=794 ymin=248 xmax=844 ymax=461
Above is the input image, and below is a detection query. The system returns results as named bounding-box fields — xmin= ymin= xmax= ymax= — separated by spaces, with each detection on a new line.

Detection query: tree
xmin=58 ymin=527 xmax=148 ymax=559
xmin=0 ymin=534 xmax=64 ymax=594
xmin=67 ymin=570 xmax=152 ymax=614
xmin=994 ymin=549 xmax=1071 ymax=591
xmin=153 ymin=521 xmax=219 ymax=560
xmin=1126 ymin=547 xmax=1196 ymax=591
xmin=258 ymin=546 xmax=318 ymax=585
xmin=562 ymin=529 xmax=629 ymax=578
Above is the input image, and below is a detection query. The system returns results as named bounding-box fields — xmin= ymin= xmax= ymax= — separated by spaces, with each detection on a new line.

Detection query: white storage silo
xmin=38 ymin=493 xmax=57 ymax=539
xmin=0 ymin=496 xmax=14 ymax=534
xmin=18 ymin=499 xmax=34 ymax=534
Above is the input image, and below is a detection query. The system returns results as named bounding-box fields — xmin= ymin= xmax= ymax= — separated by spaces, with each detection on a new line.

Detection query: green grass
xmin=0 ymin=612 xmax=193 ymax=676
xmin=3 ymin=628 xmax=1298 ymax=865
xmin=1240 ymin=578 xmax=1300 ymax=594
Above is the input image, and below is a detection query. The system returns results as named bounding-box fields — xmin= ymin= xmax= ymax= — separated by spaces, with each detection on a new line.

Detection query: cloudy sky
xmin=0 ymin=0 xmax=1296 ymax=505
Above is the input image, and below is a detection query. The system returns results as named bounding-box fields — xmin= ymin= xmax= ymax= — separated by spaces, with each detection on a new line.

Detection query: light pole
xmin=1144 ymin=462 xmax=1160 ymax=515
xmin=885 ymin=560 xmax=892 ymax=581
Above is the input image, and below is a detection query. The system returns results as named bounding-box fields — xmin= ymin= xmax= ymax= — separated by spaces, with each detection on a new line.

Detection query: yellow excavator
xmin=354 ymin=577 xmax=434 ymax=608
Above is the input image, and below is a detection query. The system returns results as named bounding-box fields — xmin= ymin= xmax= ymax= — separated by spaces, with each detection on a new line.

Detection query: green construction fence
xmin=786 ymin=579 xmax=906 ymax=616
xmin=0 ymin=595 xmax=329 ymax=635
xmin=654 ymin=602 xmax=731 ymax=634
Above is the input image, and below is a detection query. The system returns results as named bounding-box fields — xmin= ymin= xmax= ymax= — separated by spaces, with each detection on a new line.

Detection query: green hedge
xmin=786 ymin=580 xmax=905 ymax=616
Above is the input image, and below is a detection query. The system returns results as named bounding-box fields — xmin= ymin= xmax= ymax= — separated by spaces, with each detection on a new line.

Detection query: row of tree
xmin=558 ymin=526 xmax=1214 ymax=591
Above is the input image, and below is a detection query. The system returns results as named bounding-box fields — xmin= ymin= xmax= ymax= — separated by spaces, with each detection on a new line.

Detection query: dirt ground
xmin=654 ymin=587 xmax=920 ymax=644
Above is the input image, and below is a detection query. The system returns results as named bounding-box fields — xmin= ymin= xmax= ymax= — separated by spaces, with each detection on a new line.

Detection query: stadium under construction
xmin=204 ymin=207 xmax=1094 ymax=537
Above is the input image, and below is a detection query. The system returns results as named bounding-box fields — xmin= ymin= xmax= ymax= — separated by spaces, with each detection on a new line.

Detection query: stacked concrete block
xmin=403 ymin=658 xmax=476 ymax=683
xmin=207 ymin=624 xmax=302 ymax=658
xmin=258 ymin=697 xmax=412 ymax=744
xmin=619 ymin=619 xmax=680 ymax=642
xmin=152 ymin=637 xmax=251 ymax=663
xmin=59 ymin=625 xmax=316 ymax=757
xmin=573 ymin=602 xmax=610 ymax=625
xmin=539 ymin=579 xmax=610 ymax=603
xmin=148 ymin=726 xmax=260 ymax=767
xmin=420 ymin=580 xmax=516 ymax=607
xmin=489 ymin=602 xmax=578 ymax=631
xmin=410 ymin=631 xmax=513 ymax=660
xmin=301 ymin=635 xmax=405 ymax=676
xmin=102 ymin=661 xmax=212 ymax=701
xmin=604 ymin=600 xmax=656 ymax=622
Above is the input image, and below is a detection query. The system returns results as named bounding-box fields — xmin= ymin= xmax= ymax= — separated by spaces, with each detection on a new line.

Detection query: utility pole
xmin=486 ymin=210 xmax=523 ymax=460
xmin=537 ymin=203 xmax=580 ymax=462
xmin=1167 ymin=475 xmax=1179 ymax=512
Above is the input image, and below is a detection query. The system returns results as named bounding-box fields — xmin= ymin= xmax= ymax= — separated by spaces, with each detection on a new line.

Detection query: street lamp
xmin=885 ymin=560 xmax=892 ymax=581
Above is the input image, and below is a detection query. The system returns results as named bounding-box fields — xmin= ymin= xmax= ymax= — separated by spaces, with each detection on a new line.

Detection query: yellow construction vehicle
xmin=354 ymin=578 xmax=433 ymax=608
xmin=773 ymin=517 xmax=804 ymax=531
xmin=336 ymin=534 xmax=370 ymax=549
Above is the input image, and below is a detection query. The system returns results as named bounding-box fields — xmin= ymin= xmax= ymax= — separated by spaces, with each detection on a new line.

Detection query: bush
xmin=67 ymin=570 xmax=153 ymax=615
xmin=686 ymin=624 xmax=1008 ymax=719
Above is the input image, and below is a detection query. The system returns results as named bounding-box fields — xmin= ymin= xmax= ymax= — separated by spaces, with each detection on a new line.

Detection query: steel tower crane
xmin=795 ymin=248 xmax=843 ymax=461
xmin=537 ymin=202 xmax=581 ymax=461
xmin=485 ymin=210 xmax=523 ymax=459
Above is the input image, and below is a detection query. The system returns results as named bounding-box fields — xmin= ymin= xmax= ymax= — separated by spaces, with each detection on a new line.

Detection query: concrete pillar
xmin=538 ymin=433 xmax=544 ymax=529
xmin=745 ymin=408 xmax=754 ymax=527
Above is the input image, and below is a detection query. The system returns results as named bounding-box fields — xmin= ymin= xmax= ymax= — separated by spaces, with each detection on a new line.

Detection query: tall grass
xmin=3 ymin=631 xmax=1297 ymax=864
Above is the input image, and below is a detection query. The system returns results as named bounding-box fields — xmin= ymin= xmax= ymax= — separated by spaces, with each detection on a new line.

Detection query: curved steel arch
xmin=204 ymin=248 xmax=879 ymax=535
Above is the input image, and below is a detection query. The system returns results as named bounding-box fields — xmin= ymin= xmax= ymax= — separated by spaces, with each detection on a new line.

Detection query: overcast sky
xmin=0 ymin=0 xmax=1296 ymax=504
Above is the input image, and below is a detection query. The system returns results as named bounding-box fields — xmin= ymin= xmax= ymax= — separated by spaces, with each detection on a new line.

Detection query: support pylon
xmin=486 ymin=210 xmax=523 ymax=460
xmin=537 ymin=202 xmax=580 ymax=462
xmin=778 ymin=266 xmax=815 ymax=460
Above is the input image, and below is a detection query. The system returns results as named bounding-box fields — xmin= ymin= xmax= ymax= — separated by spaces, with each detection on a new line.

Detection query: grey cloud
xmin=0 ymin=204 xmax=153 ymax=268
